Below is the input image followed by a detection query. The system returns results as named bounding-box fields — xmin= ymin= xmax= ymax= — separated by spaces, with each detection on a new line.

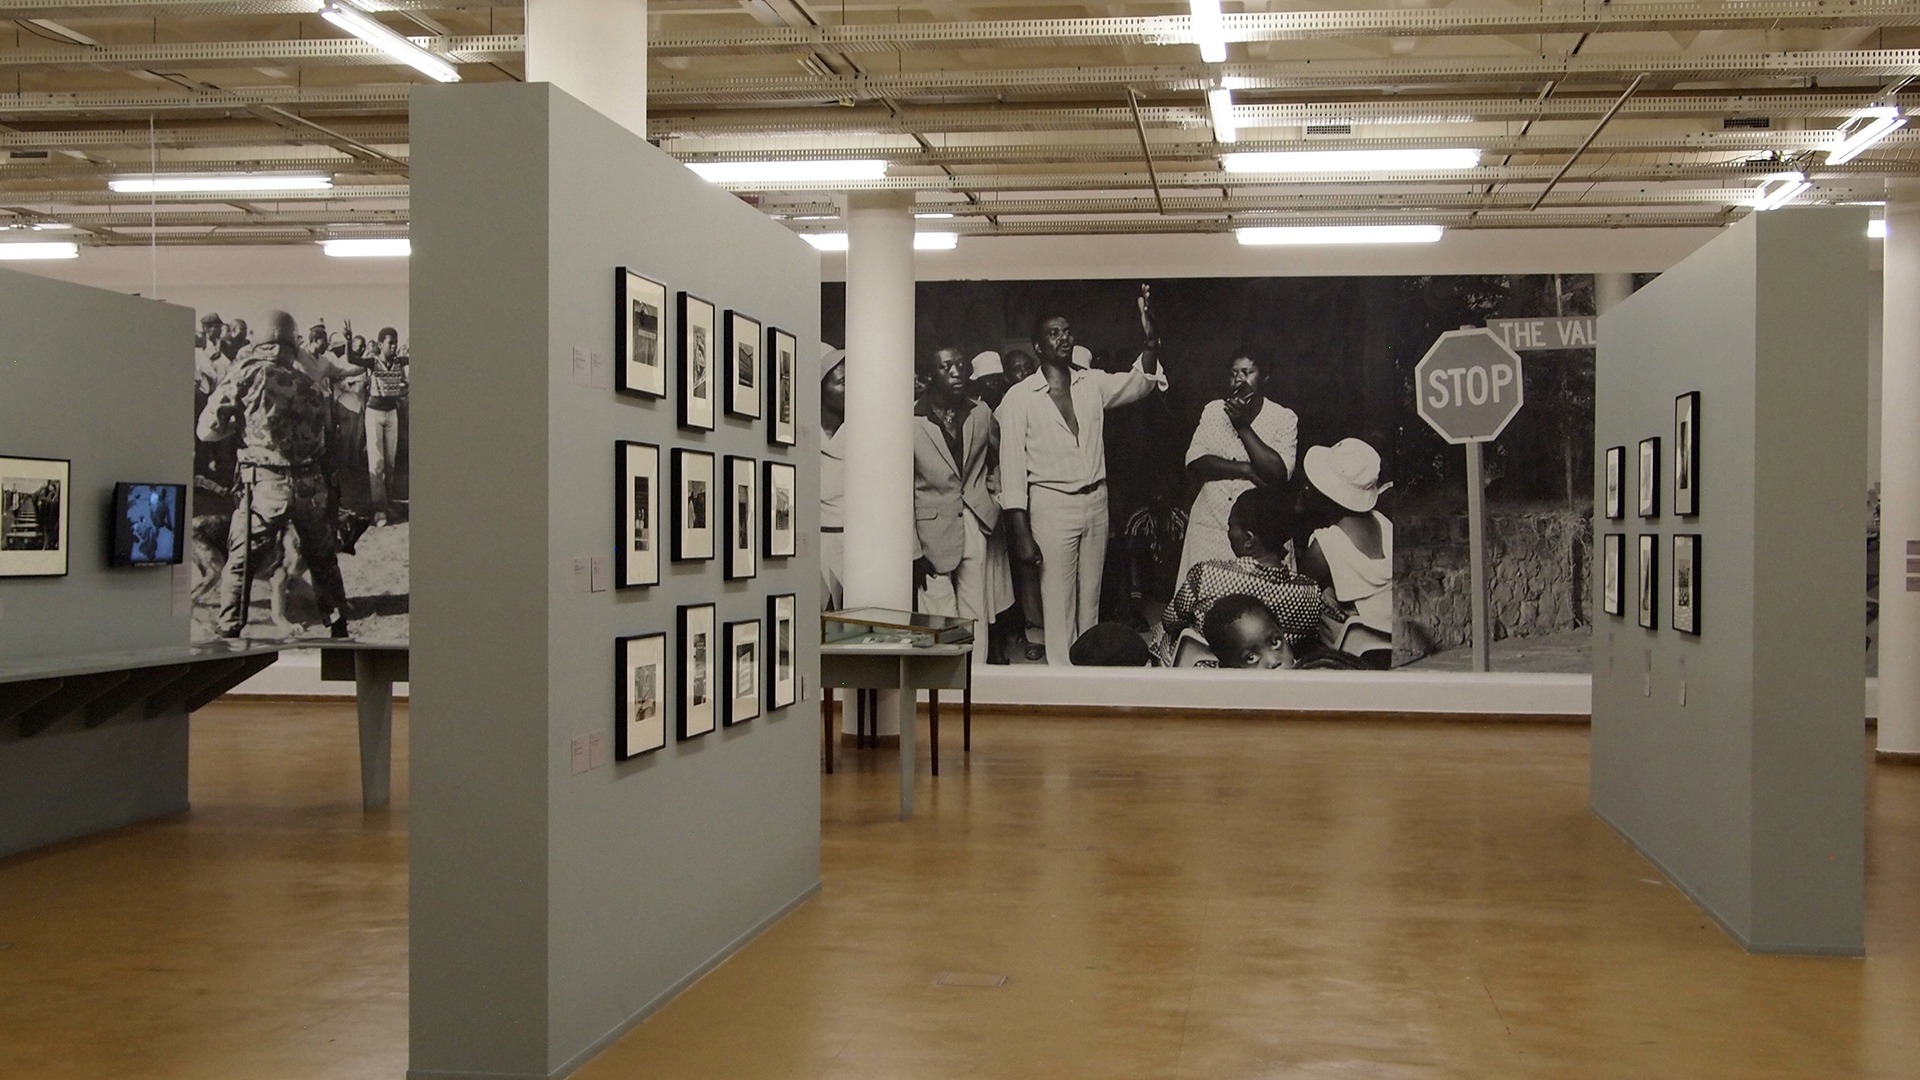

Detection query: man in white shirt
xmin=819 ymin=347 xmax=847 ymax=610
xmin=996 ymin=306 xmax=1166 ymax=664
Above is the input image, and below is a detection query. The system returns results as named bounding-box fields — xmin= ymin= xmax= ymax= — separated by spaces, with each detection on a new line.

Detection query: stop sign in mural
xmin=1414 ymin=328 xmax=1525 ymax=444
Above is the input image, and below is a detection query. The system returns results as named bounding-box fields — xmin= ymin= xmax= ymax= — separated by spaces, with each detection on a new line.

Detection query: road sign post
xmin=1414 ymin=328 xmax=1527 ymax=673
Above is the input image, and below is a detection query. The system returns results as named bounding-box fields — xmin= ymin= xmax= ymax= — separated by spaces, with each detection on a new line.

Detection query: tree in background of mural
xmin=823 ymin=273 xmax=1597 ymax=673
xmin=190 ymin=308 xmax=410 ymax=643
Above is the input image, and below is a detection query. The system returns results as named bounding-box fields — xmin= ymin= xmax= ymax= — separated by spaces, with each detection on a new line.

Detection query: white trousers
xmin=917 ymin=512 xmax=993 ymax=661
xmin=1028 ymin=485 xmax=1109 ymax=665
xmin=820 ymin=531 xmax=844 ymax=611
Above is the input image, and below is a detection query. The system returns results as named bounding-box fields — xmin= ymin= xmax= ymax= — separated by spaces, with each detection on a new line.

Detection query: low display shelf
xmin=821 ymin=607 xmax=975 ymax=650
xmin=818 ymin=607 xmax=974 ymax=820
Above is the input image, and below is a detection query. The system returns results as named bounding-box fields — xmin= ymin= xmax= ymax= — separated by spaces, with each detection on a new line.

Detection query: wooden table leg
xmin=822 ymin=687 xmax=834 ymax=773
xmin=896 ymin=662 xmax=915 ymax=819
xmin=964 ymin=660 xmax=973 ymax=754
xmin=930 ymin=690 xmax=940 ymax=777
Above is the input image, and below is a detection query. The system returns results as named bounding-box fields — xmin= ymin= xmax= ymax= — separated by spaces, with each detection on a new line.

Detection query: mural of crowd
xmin=190 ymin=308 xmax=411 ymax=642
xmin=822 ymin=274 xmax=1600 ymax=671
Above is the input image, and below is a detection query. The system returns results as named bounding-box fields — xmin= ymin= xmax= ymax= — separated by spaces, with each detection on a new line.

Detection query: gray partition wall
xmin=0 ymin=269 xmax=195 ymax=854
xmin=1591 ymin=208 xmax=1868 ymax=955
xmin=409 ymin=84 xmax=823 ymax=1080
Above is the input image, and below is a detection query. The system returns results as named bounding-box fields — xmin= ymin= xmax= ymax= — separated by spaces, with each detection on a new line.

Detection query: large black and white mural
xmin=189 ymin=305 xmax=410 ymax=643
xmin=823 ymin=274 xmax=1598 ymax=672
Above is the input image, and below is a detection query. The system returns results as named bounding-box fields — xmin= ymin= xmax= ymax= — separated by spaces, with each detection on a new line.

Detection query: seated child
xmin=1201 ymin=595 xmax=1293 ymax=670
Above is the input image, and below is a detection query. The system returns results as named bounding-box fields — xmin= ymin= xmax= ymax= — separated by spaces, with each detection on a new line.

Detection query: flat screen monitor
xmin=110 ymin=482 xmax=186 ymax=567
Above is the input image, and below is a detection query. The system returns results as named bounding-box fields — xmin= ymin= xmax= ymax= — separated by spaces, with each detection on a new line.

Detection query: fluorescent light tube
xmin=320 ymin=1 xmax=460 ymax=83
xmin=1235 ymin=225 xmax=1444 ymax=246
xmin=1222 ymin=148 xmax=1481 ymax=173
xmin=322 ymin=238 xmax=411 ymax=258
xmin=1188 ymin=0 xmax=1226 ymax=63
xmin=1870 ymin=218 xmax=1888 ymax=239
xmin=801 ymin=233 xmax=850 ymax=251
xmin=687 ymin=160 xmax=889 ymax=185
xmin=1207 ymin=87 xmax=1237 ymax=144
xmin=108 ymin=174 xmax=332 ymax=193
xmin=0 ymin=241 xmax=77 ymax=260
xmin=1751 ymin=171 xmax=1810 ymax=212
xmin=914 ymin=212 xmax=955 ymax=219
xmin=914 ymin=232 xmax=959 ymax=251
xmin=1828 ymin=105 xmax=1905 ymax=166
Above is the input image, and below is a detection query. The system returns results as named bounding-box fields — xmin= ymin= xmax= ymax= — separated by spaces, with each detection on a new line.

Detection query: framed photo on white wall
xmin=725 ymin=310 xmax=763 ymax=420
xmin=767 ymin=326 xmax=798 ymax=447
xmin=0 ymin=455 xmax=70 ymax=577
xmin=1603 ymin=445 xmax=1625 ymax=520
xmin=1637 ymin=437 xmax=1660 ymax=518
xmin=723 ymin=617 xmax=762 ymax=726
xmin=671 ymin=448 xmax=715 ymax=562
xmin=677 ymin=603 xmax=717 ymax=740
xmin=1637 ymin=533 xmax=1658 ymax=630
xmin=614 ymin=441 xmax=659 ymax=588
xmin=1602 ymin=533 xmax=1624 ymax=617
xmin=615 ymin=632 xmax=666 ymax=759
xmin=767 ymin=593 xmax=798 ymax=710
xmin=1674 ymin=391 xmax=1700 ymax=516
xmin=724 ymin=454 xmax=758 ymax=580
xmin=677 ymin=292 xmax=716 ymax=431
xmin=616 ymin=268 xmax=666 ymax=399
xmin=1672 ymin=533 xmax=1700 ymax=634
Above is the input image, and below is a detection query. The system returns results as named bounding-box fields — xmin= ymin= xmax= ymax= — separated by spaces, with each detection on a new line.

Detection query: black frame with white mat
xmin=614 ymin=441 xmax=660 ymax=588
xmin=616 ymin=268 xmax=667 ymax=399
xmin=615 ymin=631 xmax=667 ymax=759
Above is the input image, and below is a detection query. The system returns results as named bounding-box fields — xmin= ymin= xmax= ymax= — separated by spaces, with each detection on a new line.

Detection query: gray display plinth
xmin=409 ymin=83 xmax=822 ymax=1080
xmin=1591 ymin=208 xmax=1868 ymax=955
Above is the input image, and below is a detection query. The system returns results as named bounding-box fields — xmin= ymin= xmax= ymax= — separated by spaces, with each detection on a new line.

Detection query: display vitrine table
xmin=819 ymin=609 xmax=973 ymax=820
xmin=0 ymin=640 xmax=284 ymax=737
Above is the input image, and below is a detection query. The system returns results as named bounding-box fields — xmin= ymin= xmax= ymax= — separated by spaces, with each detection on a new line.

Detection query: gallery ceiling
xmin=1 ymin=0 xmax=1919 ymax=247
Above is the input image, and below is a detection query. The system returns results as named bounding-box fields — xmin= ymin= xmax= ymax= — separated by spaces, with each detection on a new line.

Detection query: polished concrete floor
xmin=0 ymin=702 xmax=1914 ymax=1079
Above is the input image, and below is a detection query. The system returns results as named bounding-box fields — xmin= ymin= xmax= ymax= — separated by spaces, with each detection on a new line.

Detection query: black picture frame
xmin=677 ymin=291 xmax=716 ymax=431
xmin=767 ymin=326 xmax=798 ymax=447
xmin=614 ymin=441 xmax=660 ymax=588
xmin=1603 ymin=445 xmax=1625 ymax=520
xmin=724 ymin=310 xmax=763 ymax=420
xmin=763 ymin=460 xmax=796 ymax=559
xmin=767 ymin=592 xmax=798 ymax=710
xmin=615 ymin=268 xmax=666 ymax=399
xmin=723 ymin=617 xmax=762 ymax=726
xmin=671 ymin=448 xmax=715 ymax=562
xmin=724 ymin=454 xmax=758 ymax=580
xmin=1674 ymin=391 xmax=1700 ymax=516
xmin=0 ymin=454 xmax=71 ymax=578
xmin=1637 ymin=437 xmax=1660 ymax=518
xmin=615 ymin=632 xmax=667 ymax=759
xmin=676 ymin=603 xmax=717 ymax=740
xmin=1672 ymin=533 xmax=1701 ymax=634
xmin=1637 ymin=533 xmax=1658 ymax=630
xmin=1602 ymin=532 xmax=1624 ymax=617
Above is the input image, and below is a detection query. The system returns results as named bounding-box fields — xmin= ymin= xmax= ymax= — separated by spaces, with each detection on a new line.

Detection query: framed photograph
xmin=1674 ymin=391 xmax=1700 ymax=516
xmin=1637 ymin=437 xmax=1660 ymax=518
xmin=1672 ymin=533 xmax=1701 ymax=634
xmin=614 ymin=441 xmax=660 ymax=588
xmin=724 ymin=454 xmax=758 ymax=580
xmin=1603 ymin=445 xmax=1625 ymax=520
xmin=671 ymin=448 xmax=715 ymax=562
xmin=1637 ymin=533 xmax=1658 ymax=630
xmin=767 ymin=326 xmax=798 ymax=447
xmin=723 ymin=617 xmax=762 ymax=726
xmin=763 ymin=460 xmax=797 ymax=559
xmin=676 ymin=603 xmax=717 ymax=740
xmin=1602 ymin=533 xmax=1624 ymax=617
xmin=724 ymin=310 xmax=763 ymax=419
xmin=616 ymin=268 xmax=666 ymax=398
xmin=677 ymin=292 xmax=716 ymax=431
xmin=615 ymin=632 xmax=667 ymax=759
xmin=767 ymin=593 xmax=798 ymax=710
xmin=0 ymin=455 xmax=70 ymax=577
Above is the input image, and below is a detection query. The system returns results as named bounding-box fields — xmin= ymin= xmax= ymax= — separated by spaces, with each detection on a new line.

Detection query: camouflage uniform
xmin=195 ymin=341 xmax=348 ymax=637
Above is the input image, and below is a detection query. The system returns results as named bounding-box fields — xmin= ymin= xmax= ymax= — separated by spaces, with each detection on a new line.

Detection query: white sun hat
xmin=1303 ymin=438 xmax=1391 ymax=513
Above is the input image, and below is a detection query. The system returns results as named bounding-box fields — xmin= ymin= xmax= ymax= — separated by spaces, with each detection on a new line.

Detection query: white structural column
xmin=525 ymin=0 xmax=648 ymax=135
xmin=843 ymin=192 xmax=918 ymax=736
xmin=1595 ymin=272 xmax=1635 ymax=315
xmin=1879 ymin=182 xmax=1920 ymax=760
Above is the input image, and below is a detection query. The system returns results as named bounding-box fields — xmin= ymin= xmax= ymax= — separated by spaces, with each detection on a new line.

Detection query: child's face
xmin=1216 ymin=610 xmax=1292 ymax=669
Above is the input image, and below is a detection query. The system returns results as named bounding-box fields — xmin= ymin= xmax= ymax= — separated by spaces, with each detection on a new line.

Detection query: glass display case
xmin=821 ymin=607 xmax=974 ymax=649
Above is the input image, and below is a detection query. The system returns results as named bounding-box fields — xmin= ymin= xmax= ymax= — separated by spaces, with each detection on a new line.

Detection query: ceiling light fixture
xmin=914 ymin=232 xmax=959 ymax=251
xmin=687 ymin=160 xmax=889 ymax=185
xmin=1188 ymin=0 xmax=1227 ymax=63
xmin=108 ymin=174 xmax=332 ymax=194
xmin=321 ymin=238 xmax=411 ymax=258
xmin=320 ymin=1 xmax=460 ymax=83
xmin=800 ymin=233 xmax=850 ymax=252
xmin=914 ymin=211 xmax=955 ymax=219
xmin=1870 ymin=218 xmax=1888 ymax=239
xmin=1827 ymin=105 xmax=1906 ymax=166
xmin=1222 ymin=148 xmax=1481 ymax=173
xmin=1750 ymin=171 xmax=1811 ymax=212
xmin=1235 ymin=225 xmax=1445 ymax=246
xmin=1207 ymin=87 xmax=1237 ymax=144
xmin=0 ymin=241 xmax=78 ymax=260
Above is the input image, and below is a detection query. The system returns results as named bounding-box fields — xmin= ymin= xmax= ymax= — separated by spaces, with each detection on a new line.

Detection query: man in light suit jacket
xmin=913 ymin=346 xmax=1007 ymax=637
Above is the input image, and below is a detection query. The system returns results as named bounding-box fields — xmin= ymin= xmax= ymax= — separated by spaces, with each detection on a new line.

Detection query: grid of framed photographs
xmin=1610 ymin=393 xmax=1703 ymax=637
xmin=602 ymin=272 xmax=800 ymax=758
xmin=0 ymin=454 xmax=70 ymax=578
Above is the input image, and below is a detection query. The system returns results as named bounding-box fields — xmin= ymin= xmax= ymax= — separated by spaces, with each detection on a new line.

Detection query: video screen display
xmin=110 ymin=482 xmax=185 ymax=567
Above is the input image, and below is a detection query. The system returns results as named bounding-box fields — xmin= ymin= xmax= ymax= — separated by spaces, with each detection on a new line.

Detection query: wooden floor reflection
xmin=0 ymin=702 xmax=1914 ymax=1079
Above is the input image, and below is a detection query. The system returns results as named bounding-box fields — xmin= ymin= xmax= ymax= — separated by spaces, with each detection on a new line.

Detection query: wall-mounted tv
xmin=109 ymin=482 xmax=185 ymax=567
